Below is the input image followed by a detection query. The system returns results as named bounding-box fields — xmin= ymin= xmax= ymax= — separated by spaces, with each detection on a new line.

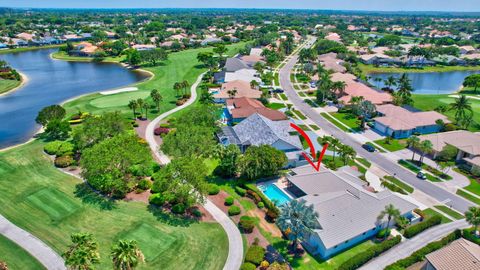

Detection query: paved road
xmin=144 ymin=73 xmax=244 ymax=270
xmin=360 ymin=219 xmax=469 ymax=270
xmin=0 ymin=215 xmax=66 ymax=270
xmin=279 ymin=38 xmax=474 ymax=213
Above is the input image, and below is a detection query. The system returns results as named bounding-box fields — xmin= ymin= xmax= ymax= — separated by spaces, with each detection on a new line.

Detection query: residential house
xmin=286 ymin=165 xmax=418 ymax=259
xmin=201 ymin=37 xmax=222 ymax=46
xmin=419 ymin=130 xmax=480 ymax=174
xmin=70 ymin=42 xmax=98 ymax=57
xmin=318 ymin=53 xmax=346 ymax=73
xmin=224 ymin=57 xmax=251 ymax=72
xmin=459 ymin=45 xmax=477 ymax=55
xmin=132 ymin=44 xmax=156 ymax=51
xmin=330 ymin=72 xmax=392 ymax=105
xmin=225 ymin=97 xmax=287 ymax=123
xmin=216 ymin=113 xmax=306 ymax=167
xmin=325 ymin=32 xmax=341 ymax=43
xmin=224 ymin=68 xmax=261 ymax=84
xmin=61 ymin=34 xmax=83 ymax=42
xmin=213 ymin=80 xmax=262 ymax=102
xmin=373 ymin=104 xmax=450 ymax=138
xmin=424 ymin=238 xmax=480 ymax=270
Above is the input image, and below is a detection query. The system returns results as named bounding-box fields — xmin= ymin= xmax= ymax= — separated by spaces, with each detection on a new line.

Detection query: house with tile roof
xmin=226 ymin=97 xmax=287 ymax=123
xmin=373 ymin=104 xmax=449 ymax=139
xmin=216 ymin=113 xmax=306 ymax=167
xmin=425 ymin=238 xmax=480 ymax=270
xmin=213 ymin=80 xmax=262 ymax=103
xmin=286 ymin=165 xmax=418 ymax=259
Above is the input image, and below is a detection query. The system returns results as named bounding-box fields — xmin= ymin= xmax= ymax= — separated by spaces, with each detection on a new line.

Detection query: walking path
xmin=144 ymin=72 xmax=243 ymax=270
xmin=0 ymin=215 xmax=66 ymax=270
xmin=359 ymin=219 xmax=469 ymax=270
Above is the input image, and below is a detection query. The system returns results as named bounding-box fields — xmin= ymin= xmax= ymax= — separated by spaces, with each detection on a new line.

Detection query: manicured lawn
xmin=309 ymin=124 xmax=320 ymax=131
xmin=292 ymin=109 xmax=307 ymax=120
xmin=359 ymin=63 xmax=480 ymax=74
xmin=412 ymin=94 xmax=480 ymax=132
xmin=278 ymin=93 xmax=287 ymax=101
xmin=373 ymin=138 xmax=407 ymax=152
xmin=398 ymin=160 xmax=442 ymax=182
xmin=384 ymin=175 xmax=414 ymax=193
xmin=433 ymin=205 xmax=464 ymax=220
xmin=356 ymin=157 xmax=371 ymax=168
xmin=0 ymin=141 xmax=228 ymax=270
xmin=457 ymin=189 xmax=480 ymax=205
xmin=0 ymin=44 xmax=63 ymax=54
xmin=330 ymin=112 xmax=361 ymax=132
xmin=266 ymin=102 xmax=286 ymax=110
xmin=320 ymin=113 xmax=350 ymax=132
xmin=423 ymin=208 xmax=452 ymax=224
xmin=63 ymin=42 xmax=247 ymax=120
xmin=51 ymin=50 xmax=126 ymax=62
xmin=0 ymin=79 xmax=21 ymax=95
xmin=463 ymin=176 xmax=480 ymax=197
xmin=0 ymin=234 xmax=45 ymax=270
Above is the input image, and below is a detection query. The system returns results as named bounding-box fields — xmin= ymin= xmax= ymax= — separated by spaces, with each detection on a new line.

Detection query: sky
xmin=1 ymin=0 xmax=479 ymax=12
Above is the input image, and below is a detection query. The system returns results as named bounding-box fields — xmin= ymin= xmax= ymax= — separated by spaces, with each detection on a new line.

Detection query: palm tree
xmin=465 ymin=206 xmax=480 ymax=236
xmin=182 ymin=80 xmax=190 ymax=96
xmin=377 ymin=204 xmax=401 ymax=239
xmin=150 ymin=89 xmax=162 ymax=112
xmin=227 ymin=88 xmax=238 ymax=99
xmin=143 ymin=103 xmax=149 ymax=119
xmin=449 ymin=95 xmax=473 ymax=125
xmin=128 ymin=100 xmax=138 ymax=119
xmin=173 ymin=82 xmax=181 ymax=97
xmin=63 ymin=232 xmax=100 ymax=270
xmin=328 ymin=137 xmax=341 ymax=161
xmin=111 ymin=240 xmax=145 ymax=270
xmin=373 ymin=77 xmax=383 ymax=89
xmin=332 ymin=81 xmax=347 ymax=98
xmin=419 ymin=140 xmax=433 ymax=163
xmin=397 ymin=74 xmax=413 ymax=105
xmin=276 ymin=199 xmax=320 ymax=253
xmin=384 ymin=76 xmax=397 ymax=91
xmin=406 ymin=135 xmax=421 ymax=161
xmin=250 ymin=80 xmax=259 ymax=90
xmin=136 ymin=99 xmax=145 ymax=119
xmin=339 ymin=145 xmax=356 ymax=165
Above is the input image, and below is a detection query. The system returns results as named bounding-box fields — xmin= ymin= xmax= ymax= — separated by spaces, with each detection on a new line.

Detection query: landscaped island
xmin=0 ymin=60 xmax=23 ymax=95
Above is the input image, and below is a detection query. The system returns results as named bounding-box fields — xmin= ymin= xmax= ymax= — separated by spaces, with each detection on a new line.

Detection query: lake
xmin=0 ymin=48 xmax=149 ymax=149
xmin=367 ymin=70 xmax=480 ymax=95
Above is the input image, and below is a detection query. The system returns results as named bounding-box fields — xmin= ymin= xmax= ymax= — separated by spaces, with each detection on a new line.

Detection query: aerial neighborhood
xmin=1 ymin=4 xmax=480 ymax=270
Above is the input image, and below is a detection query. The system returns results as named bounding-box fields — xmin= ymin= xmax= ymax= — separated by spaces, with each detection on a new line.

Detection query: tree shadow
xmin=73 ymin=183 xmax=117 ymax=211
xmin=194 ymin=64 xmax=205 ymax=69
xmin=146 ymin=204 xmax=197 ymax=227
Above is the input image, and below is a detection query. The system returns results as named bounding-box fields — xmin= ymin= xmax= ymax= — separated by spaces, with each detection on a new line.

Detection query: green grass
xmin=330 ymin=112 xmax=361 ymax=132
xmin=0 ymin=234 xmax=45 ymax=270
xmin=309 ymin=124 xmax=320 ymax=131
xmin=266 ymin=102 xmax=286 ymax=110
xmin=373 ymin=138 xmax=407 ymax=152
xmin=356 ymin=157 xmax=371 ymax=168
xmin=433 ymin=205 xmax=464 ymax=220
xmin=359 ymin=63 xmax=480 ymax=74
xmin=423 ymin=208 xmax=452 ymax=224
xmin=278 ymin=93 xmax=287 ymax=101
xmin=365 ymin=142 xmax=386 ymax=153
xmin=63 ymin=42 xmax=247 ymax=120
xmin=0 ymin=79 xmax=21 ymax=95
xmin=457 ymin=189 xmax=480 ymax=205
xmin=384 ymin=175 xmax=414 ymax=193
xmin=411 ymin=94 xmax=480 ymax=131
xmin=292 ymin=109 xmax=307 ymax=120
xmin=0 ymin=44 xmax=63 ymax=54
xmin=51 ymin=50 xmax=125 ymax=62
xmin=320 ymin=112 xmax=350 ymax=132
xmin=463 ymin=175 xmax=480 ymax=197
xmin=273 ymin=73 xmax=280 ymax=86
xmin=0 ymin=140 xmax=228 ymax=270
xmin=398 ymin=160 xmax=443 ymax=182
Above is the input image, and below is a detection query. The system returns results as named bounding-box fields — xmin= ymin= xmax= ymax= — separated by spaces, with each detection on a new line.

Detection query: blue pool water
xmin=259 ymin=184 xmax=292 ymax=205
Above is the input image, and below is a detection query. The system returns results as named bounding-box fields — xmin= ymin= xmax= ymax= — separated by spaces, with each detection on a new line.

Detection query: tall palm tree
xmin=150 ymin=89 xmax=162 ymax=112
xmin=63 ymin=232 xmax=100 ymax=270
xmin=173 ymin=82 xmax=181 ymax=97
xmin=332 ymin=81 xmax=347 ymax=98
xmin=377 ymin=204 xmax=401 ymax=239
xmin=406 ymin=135 xmax=421 ymax=161
xmin=136 ymin=99 xmax=145 ymax=119
xmin=227 ymin=88 xmax=238 ymax=99
xmin=111 ymin=240 xmax=144 ymax=270
xmin=449 ymin=95 xmax=473 ymax=125
xmin=182 ymin=80 xmax=190 ymax=96
xmin=339 ymin=145 xmax=356 ymax=165
xmin=419 ymin=140 xmax=433 ymax=163
xmin=276 ymin=199 xmax=320 ymax=253
xmin=397 ymin=74 xmax=413 ymax=105
xmin=128 ymin=100 xmax=138 ymax=119
xmin=384 ymin=76 xmax=397 ymax=91
xmin=465 ymin=206 xmax=480 ymax=236
xmin=143 ymin=103 xmax=149 ymax=119
xmin=250 ymin=80 xmax=259 ymax=90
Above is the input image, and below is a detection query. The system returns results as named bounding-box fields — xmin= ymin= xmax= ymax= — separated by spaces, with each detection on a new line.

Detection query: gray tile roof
xmin=225 ymin=57 xmax=250 ymax=72
xmin=232 ymin=113 xmax=302 ymax=150
xmin=287 ymin=166 xmax=417 ymax=249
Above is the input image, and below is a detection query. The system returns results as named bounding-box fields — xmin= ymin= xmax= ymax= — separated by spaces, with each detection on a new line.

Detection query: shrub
xmin=154 ymin=127 xmax=170 ymax=136
xmin=137 ymin=179 xmax=152 ymax=191
xmin=462 ymin=228 xmax=480 ymax=245
xmin=54 ymin=155 xmax=73 ymax=168
xmin=239 ymin=216 xmax=255 ymax=233
xmin=148 ymin=193 xmax=166 ymax=206
xmin=376 ymin=228 xmax=390 ymax=239
xmin=246 ymin=189 xmax=262 ymax=203
xmin=235 ymin=186 xmax=246 ymax=196
xmin=403 ymin=215 xmax=442 ymax=238
xmin=44 ymin=141 xmax=63 ymax=155
xmin=224 ymin=196 xmax=234 ymax=206
xmin=245 ymin=245 xmax=266 ymax=265
xmin=266 ymin=208 xmax=279 ymax=222
xmin=240 ymin=262 xmax=256 ymax=270
xmin=172 ymin=203 xmax=186 ymax=214
xmin=56 ymin=141 xmax=74 ymax=156
xmin=338 ymin=236 xmax=401 ymax=270
xmin=132 ymin=122 xmax=139 ymax=127
xmin=228 ymin=205 xmax=241 ymax=216
xmin=208 ymin=184 xmax=220 ymax=195
xmin=191 ymin=208 xmax=202 ymax=218
xmin=257 ymin=202 xmax=265 ymax=209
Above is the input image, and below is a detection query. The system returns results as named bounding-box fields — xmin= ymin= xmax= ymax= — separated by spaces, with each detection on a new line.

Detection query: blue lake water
xmin=0 ymin=48 xmax=148 ymax=149
xmin=367 ymin=70 xmax=480 ymax=95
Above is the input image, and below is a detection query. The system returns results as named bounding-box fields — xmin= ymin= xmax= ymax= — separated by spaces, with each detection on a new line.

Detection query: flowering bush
xmin=154 ymin=127 xmax=170 ymax=136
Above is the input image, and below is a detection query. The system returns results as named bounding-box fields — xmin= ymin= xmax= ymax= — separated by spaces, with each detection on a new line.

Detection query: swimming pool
xmin=259 ymin=183 xmax=292 ymax=206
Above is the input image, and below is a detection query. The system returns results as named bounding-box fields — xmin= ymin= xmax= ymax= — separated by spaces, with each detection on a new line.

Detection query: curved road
xmin=144 ymin=73 xmax=244 ymax=270
xmin=279 ymin=37 xmax=474 ymax=213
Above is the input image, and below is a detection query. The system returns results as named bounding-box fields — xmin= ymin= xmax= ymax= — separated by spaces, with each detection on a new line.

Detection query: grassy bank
xmin=359 ymin=63 xmax=480 ymax=74
xmin=0 ymin=140 xmax=228 ymax=270
xmin=0 ymin=234 xmax=45 ymax=270
xmin=0 ymin=44 xmax=63 ymax=55
xmin=0 ymin=79 xmax=21 ymax=95
xmin=51 ymin=50 xmax=125 ymax=62
xmin=63 ymin=42 xmax=246 ymax=120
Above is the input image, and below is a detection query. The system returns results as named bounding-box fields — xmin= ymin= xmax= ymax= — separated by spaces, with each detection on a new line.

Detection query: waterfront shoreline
xmin=0 ymin=72 xmax=28 ymax=97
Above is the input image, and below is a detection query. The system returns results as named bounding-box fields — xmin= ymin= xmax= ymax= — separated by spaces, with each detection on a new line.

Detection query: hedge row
xmin=244 ymin=183 xmax=281 ymax=221
xmin=385 ymin=230 xmax=461 ymax=270
xmin=403 ymin=215 xmax=442 ymax=239
xmin=338 ymin=236 xmax=401 ymax=270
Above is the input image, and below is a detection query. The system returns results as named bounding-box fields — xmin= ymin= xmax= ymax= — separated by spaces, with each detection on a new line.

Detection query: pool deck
xmin=257 ymin=177 xmax=297 ymax=201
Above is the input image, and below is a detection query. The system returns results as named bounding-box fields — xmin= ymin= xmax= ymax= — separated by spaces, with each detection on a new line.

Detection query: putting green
xmin=89 ymin=91 xmax=150 ymax=108
xmin=25 ymin=187 xmax=81 ymax=222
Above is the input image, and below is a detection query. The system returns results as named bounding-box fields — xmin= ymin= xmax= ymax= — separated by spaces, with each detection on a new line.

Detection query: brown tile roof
xmin=425 ymin=238 xmax=480 ymax=270
xmin=226 ymin=97 xmax=287 ymax=121
xmin=375 ymin=104 xmax=450 ymax=131
xmin=214 ymin=80 xmax=262 ymax=99
xmin=419 ymin=130 xmax=480 ymax=154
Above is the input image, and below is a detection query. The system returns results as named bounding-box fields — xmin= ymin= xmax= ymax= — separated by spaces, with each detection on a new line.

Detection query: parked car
xmin=362 ymin=143 xmax=375 ymax=152
xmin=271 ymin=88 xmax=284 ymax=93
xmin=416 ymin=171 xmax=427 ymax=180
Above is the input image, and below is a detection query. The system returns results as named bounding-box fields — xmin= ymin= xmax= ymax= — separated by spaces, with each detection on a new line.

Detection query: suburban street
xmin=279 ymin=38 xmax=475 ymax=213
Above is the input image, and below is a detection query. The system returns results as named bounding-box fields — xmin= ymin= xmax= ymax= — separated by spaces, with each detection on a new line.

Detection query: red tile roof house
xmin=226 ymin=97 xmax=287 ymax=123
xmin=213 ymin=80 xmax=262 ymax=103
xmin=373 ymin=104 xmax=450 ymax=139
xmin=330 ymin=72 xmax=392 ymax=105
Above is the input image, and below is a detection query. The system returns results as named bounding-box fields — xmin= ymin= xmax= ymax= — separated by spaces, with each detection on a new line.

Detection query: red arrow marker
xmin=290 ymin=122 xmax=329 ymax=171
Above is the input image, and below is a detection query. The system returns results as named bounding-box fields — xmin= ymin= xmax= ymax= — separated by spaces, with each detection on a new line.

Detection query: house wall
xmin=373 ymin=122 xmax=441 ymax=139
xmin=272 ymin=140 xmax=299 ymax=152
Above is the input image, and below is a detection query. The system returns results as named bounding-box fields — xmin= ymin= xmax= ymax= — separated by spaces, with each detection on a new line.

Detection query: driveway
xmin=144 ymin=73 xmax=244 ymax=270
xmin=279 ymin=38 xmax=474 ymax=213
